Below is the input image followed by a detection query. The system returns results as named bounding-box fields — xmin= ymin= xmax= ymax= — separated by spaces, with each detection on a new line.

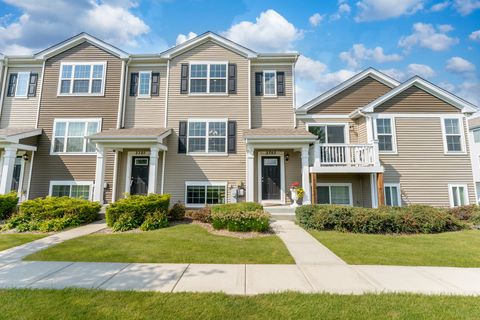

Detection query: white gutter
xmin=164 ymin=59 xmax=170 ymax=128
xmin=121 ymin=58 xmax=131 ymax=128
xmin=116 ymin=59 xmax=127 ymax=129
xmin=34 ymin=60 xmax=46 ymax=129
xmin=0 ymin=58 xmax=8 ymax=121
xmin=248 ymin=59 xmax=251 ymax=129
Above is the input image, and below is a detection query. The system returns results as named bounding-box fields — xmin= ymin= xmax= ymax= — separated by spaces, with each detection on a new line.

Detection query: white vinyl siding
xmin=52 ymin=119 xmax=101 ymax=155
xmin=316 ymin=183 xmax=353 ymax=205
xmin=187 ymin=119 xmax=227 ymax=154
xmin=449 ymin=184 xmax=469 ymax=207
xmin=473 ymin=129 xmax=480 ymax=143
xmin=189 ymin=62 xmax=227 ymax=94
xmin=58 ymin=62 xmax=106 ymax=95
xmin=185 ymin=181 xmax=227 ymax=207
xmin=49 ymin=181 xmax=93 ymax=200
xmin=384 ymin=183 xmax=401 ymax=206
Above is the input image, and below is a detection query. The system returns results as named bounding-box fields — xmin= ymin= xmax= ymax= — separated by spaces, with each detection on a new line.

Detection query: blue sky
xmin=0 ymin=0 xmax=479 ymax=106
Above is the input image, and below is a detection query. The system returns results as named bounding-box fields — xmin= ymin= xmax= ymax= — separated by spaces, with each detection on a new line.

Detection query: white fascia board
xmin=35 ymin=33 xmax=129 ymax=60
xmin=160 ymin=32 xmax=258 ymax=59
xmin=296 ymin=68 xmax=400 ymax=113
xmin=362 ymin=76 xmax=479 ymax=114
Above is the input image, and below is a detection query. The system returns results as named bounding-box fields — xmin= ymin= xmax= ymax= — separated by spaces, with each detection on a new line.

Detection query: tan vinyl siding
xmin=164 ymin=41 xmax=249 ymax=204
xmin=30 ymin=42 xmax=121 ymax=202
xmin=356 ymin=116 xmax=368 ymax=144
xmin=124 ymin=66 xmax=167 ymax=128
xmin=382 ymin=117 xmax=475 ymax=206
xmin=308 ymin=77 xmax=391 ymax=114
xmin=376 ymin=86 xmax=459 ymax=113
xmin=297 ymin=118 xmax=359 ymax=144
xmin=251 ymin=66 xmax=294 ymax=128
xmin=1 ymin=67 xmax=42 ymax=128
xmin=314 ymin=173 xmax=372 ymax=207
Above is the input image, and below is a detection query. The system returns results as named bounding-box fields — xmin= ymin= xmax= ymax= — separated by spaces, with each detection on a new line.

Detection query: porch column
xmin=246 ymin=145 xmax=255 ymax=201
xmin=148 ymin=146 xmax=159 ymax=194
xmin=370 ymin=173 xmax=378 ymax=208
xmin=377 ymin=172 xmax=385 ymax=206
xmin=0 ymin=147 xmax=17 ymax=194
xmin=310 ymin=172 xmax=317 ymax=204
xmin=301 ymin=146 xmax=311 ymax=205
xmin=93 ymin=145 xmax=106 ymax=203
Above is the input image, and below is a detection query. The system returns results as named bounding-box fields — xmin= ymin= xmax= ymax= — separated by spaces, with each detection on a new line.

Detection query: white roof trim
xmin=160 ymin=32 xmax=258 ymax=59
xmin=296 ymin=68 xmax=400 ymax=113
xmin=362 ymin=76 xmax=479 ymax=114
xmin=35 ymin=33 xmax=129 ymax=60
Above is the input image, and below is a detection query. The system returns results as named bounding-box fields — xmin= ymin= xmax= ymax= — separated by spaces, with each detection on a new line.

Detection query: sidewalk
xmin=0 ymin=220 xmax=480 ymax=295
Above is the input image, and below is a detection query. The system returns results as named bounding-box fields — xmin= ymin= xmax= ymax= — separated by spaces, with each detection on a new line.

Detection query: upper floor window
xmin=58 ymin=62 xmax=106 ymax=95
xmin=138 ymin=71 xmax=151 ymax=96
xmin=308 ymin=124 xmax=346 ymax=144
xmin=442 ymin=118 xmax=465 ymax=153
xmin=190 ymin=62 xmax=227 ymax=94
xmin=187 ymin=120 xmax=227 ymax=154
xmin=376 ymin=118 xmax=396 ymax=152
xmin=264 ymin=71 xmax=276 ymax=96
xmin=7 ymin=72 xmax=38 ymax=98
xmin=448 ymin=184 xmax=469 ymax=207
xmin=52 ymin=119 xmax=101 ymax=154
xmin=474 ymin=129 xmax=480 ymax=144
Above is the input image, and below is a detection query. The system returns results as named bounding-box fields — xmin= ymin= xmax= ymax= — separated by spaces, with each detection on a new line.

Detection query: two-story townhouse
xmin=468 ymin=116 xmax=480 ymax=203
xmin=296 ymin=69 xmax=478 ymax=208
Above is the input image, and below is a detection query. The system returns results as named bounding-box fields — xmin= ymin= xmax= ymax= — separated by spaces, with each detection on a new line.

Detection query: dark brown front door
xmin=261 ymin=156 xmax=281 ymax=200
xmin=130 ymin=156 xmax=149 ymax=195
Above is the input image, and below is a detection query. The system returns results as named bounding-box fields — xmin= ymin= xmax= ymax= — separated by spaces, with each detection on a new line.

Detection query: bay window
xmin=52 ymin=119 xmax=101 ymax=154
xmin=59 ymin=62 xmax=106 ymax=95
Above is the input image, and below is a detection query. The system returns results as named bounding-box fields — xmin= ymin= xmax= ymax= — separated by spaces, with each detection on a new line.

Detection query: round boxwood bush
xmin=168 ymin=202 xmax=186 ymax=221
xmin=0 ymin=192 xmax=19 ymax=220
xmin=140 ymin=211 xmax=169 ymax=231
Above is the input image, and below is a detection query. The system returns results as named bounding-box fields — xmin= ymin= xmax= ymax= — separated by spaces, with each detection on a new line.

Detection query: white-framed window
xmin=375 ymin=117 xmax=397 ymax=153
xmin=189 ymin=62 xmax=227 ymax=94
xmin=51 ymin=118 xmax=102 ymax=155
xmin=263 ymin=70 xmax=276 ymax=96
xmin=58 ymin=62 xmax=106 ymax=95
xmin=441 ymin=117 xmax=465 ymax=153
xmin=384 ymin=183 xmax=401 ymax=207
xmin=307 ymin=123 xmax=348 ymax=144
xmin=473 ymin=128 xmax=480 ymax=144
xmin=15 ymin=72 xmax=30 ymax=97
xmin=187 ymin=119 xmax=227 ymax=154
xmin=185 ymin=181 xmax=227 ymax=207
xmin=49 ymin=181 xmax=93 ymax=200
xmin=448 ymin=184 xmax=469 ymax=207
xmin=316 ymin=183 xmax=353 ymax=206
xmin=138 ymin=71 xmax=152 ymax=97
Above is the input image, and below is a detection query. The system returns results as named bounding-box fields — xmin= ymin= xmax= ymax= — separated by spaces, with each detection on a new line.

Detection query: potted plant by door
xmin=290 ymin=182 xmax=305 ymax=207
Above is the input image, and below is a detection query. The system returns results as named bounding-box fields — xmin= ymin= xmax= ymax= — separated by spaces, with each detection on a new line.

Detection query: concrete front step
xmin=264 ymin=206 xmax=297 ymax=221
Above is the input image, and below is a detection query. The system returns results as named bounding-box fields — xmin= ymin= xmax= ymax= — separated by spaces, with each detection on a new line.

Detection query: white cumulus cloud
xmin=446 ymin=57 xmax=476 ymax=73
xmin=309 ymin=13 xmax=324 ymax=27
xmin=469 ymin=30 xmax=480 ymax=42
xmin=176 ymin=32 xmax=197 ymax=45
xmin=339 ymin=44 xmax=402 ymax=68
xmin=222 ymin=9 xmax=302 ymax=52
xmin=430 ymin=1 xmax=450 ymax=11
xmin=355 ymin=0 xmax=424 ymax=22
xmin=399 ymin=22 xmax=459 ymax=52
xmin=453 ymin=0 xmax=480 ymax=15
xmin=381 ymin=63 xmax=436 ymax=80
xmin=330 ymin=1 xmax=351 ymax=21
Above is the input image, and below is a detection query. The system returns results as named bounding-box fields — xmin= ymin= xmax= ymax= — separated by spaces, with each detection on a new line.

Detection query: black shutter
xmin=129 ymin=73 xmax=138 ymax=96
xmin=277 ymin=72 xmax=285 ymax=96
xmin=7 ymin=73 xmax=17 ymax=97
xmin=180 ymin=64 xmax=189 ymax=94
xmin=151 ymin=72 xmax=160 ymax=96
xmin=228 ymin=64 xmax=237 ymax=94
xmin=227 ymin=120 xmax=236 ymax=154
xmin=178 ymin=121 xmax=187 ymax=154
xmin=28 ymin=73 xmax=38 ymax=97
xmin=255 ymin=72 xmax=263 ymax=96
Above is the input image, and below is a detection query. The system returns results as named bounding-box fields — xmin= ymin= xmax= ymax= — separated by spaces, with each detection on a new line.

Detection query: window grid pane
xmin=53 ymin=121 xmax=99 ymax=153
xmin=71 ymin=185 xmax=90 ymax=200
xmin=206 ymin=186 xmax=226 ymax=204
xmin=60 ymin=63 xmax=104 ymax=94
xmin=16 ymin=73 xmax=30 ymax=96
xmin=187 ymin=186 xmax=206 ymax=204
xmin=139 ymin=72 xmax=151 ymax=95
xmin=264 ymin=72 xmax=276 ymax=95
xmin=330 ymin=186 xmax=350 ymax=205
xmin=317 ymin=186 xmax=330 ymax=204
xmin=52 ymin=185 xmax=70 ymax=197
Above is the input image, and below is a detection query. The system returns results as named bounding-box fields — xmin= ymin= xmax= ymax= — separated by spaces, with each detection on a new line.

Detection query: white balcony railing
xmin=311 ymin=141 xmax=380 ymax=167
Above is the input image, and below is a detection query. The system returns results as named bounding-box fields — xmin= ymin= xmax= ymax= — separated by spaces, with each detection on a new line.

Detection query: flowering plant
xmin=290 ymin=182 xmax=301 ymax=189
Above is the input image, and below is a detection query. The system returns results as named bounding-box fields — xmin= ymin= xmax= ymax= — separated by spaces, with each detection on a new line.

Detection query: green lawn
xmin=0 ymin=234 xmax=46 ymax=251
xmin=26 ymin=224 xmax=294 ymax=264
xmin=309 ymin=230 xmax=480 ymax=267
xmin=1 ymin=289 xmax=479 ymax=319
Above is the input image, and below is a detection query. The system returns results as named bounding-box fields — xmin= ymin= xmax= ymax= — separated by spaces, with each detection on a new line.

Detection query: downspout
xmin=161 ymin=150 xmax=166 ymax=194
xmin=0 ymin=58 xmax=9 ymax=120
xmin=35 ymin=60 xmax=46 ymax=129
xmin=292 ymin=62 xmax=296 ymax=128
xmin=164 ymin=59 xmax=170 ymax=128
xmin=465 ymin=116 xmax=479 ymax=204
xmin=247 ymin=59 xmax=251 ymax=129
xmin=121 ymin=58 xmax=131 ymax=128
xmin=116 ymin=59 xmax=127 ymax=129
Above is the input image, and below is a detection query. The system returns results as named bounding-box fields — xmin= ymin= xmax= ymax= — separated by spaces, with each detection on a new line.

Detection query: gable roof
xmin=160 ymin=31 xmax=258 ymax=59
xmin=296 ymin=68 xmax=400 ymax=114
xmin=35 ymin=32 xmax=129 ymax=60
xmin=361 ymin=76 xmax=478 ymax=114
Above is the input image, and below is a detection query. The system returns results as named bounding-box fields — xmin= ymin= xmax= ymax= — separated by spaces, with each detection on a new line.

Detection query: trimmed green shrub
xmin=186 ymin=207 xmax=212 ymax=223
xmin=210 ymin=202 xmax=269 ymax=232
xmin=106 ymin=194 xmax=170 ymax=231
xmin=4 ymin=197 xmax=100 ymax=232
xmin=0 ymin=192 xmax=19 ymax=220
xmin=168 ymin=202 xmax=186 ymax=221
xmin=140 ymin=211 xmax=169 ymax=231
xmin=447 ymin=205 xmax=480 ymax=221
xmin=296 ymin=204 xmax=465 ymax=234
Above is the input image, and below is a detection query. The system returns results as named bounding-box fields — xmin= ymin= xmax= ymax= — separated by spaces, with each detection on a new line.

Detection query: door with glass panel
xmin=316 ymin=184 xmax=352 ymax=205
xmin=130 ymin=157 xmax=149 ymax=195
xmin=10 ymin=156 xmax=23 ymax=194
xmin=308 ymin=125 xmax=346 ymax=164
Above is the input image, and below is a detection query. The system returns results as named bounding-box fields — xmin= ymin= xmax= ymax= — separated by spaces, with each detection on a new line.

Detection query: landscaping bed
xmin=1 ymin=289 xmax=479 ymax=320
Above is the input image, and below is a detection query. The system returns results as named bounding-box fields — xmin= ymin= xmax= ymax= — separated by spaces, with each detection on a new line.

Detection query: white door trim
xmin=125 ymin=150 xmax=151 ymax=194
xmin=257 ymin=151 xmax=285 ymax=204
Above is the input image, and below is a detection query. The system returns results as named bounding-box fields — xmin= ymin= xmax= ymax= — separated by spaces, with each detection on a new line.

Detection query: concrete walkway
xmin=271 ymin=220 xmax=346 ymax=265
xmin=1 ymin=220 xmax=480 ymax=295
xmin=0 ymin=221 xmax=106 ymax=264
